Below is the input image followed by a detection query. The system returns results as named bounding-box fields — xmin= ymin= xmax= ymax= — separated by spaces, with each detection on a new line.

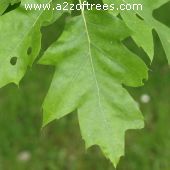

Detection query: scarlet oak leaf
xmin=0 ymin=0 xmax=53 ymax=87
xmin=104 ymin=0 xmax=170 ymax=61
xmin=39 ymin=10 xmax=148 ymax=167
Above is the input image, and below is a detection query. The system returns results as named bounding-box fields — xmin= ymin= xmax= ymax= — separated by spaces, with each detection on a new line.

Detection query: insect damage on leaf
xmin=0 ymin=0 xmax=53 ymax=87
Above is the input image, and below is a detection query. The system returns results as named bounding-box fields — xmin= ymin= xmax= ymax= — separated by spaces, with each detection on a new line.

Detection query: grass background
xmin=0 ymin=2 xmax=170 ymax=170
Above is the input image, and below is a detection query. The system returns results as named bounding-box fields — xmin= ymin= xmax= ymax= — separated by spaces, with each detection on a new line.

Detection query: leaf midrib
xmin=79 ymin=0 xmax=111 ymax=133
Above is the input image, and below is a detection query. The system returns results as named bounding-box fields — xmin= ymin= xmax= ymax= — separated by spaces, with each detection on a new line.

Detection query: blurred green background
xmin=0 ymin=2 xmax=170 ymax=170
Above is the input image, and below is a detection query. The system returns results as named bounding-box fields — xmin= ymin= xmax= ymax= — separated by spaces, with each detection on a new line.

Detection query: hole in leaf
xmin=136 ymin=13 xmax=144 ymax=21
xmin=27 ymin=47 xmax=32 ymax=55
xmin=10 ymin=57 xmax=18 ymax=65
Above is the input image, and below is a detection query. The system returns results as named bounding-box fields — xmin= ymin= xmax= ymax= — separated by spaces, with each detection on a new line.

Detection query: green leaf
xmin=2 ymin=0 xmax=169 ymax=168
xmin=0 ymin=0 xmax=53 ymax=87
xmin=40 ymin=10 xmax=148 ymax=167
xmin=121 ymin=11 xmax=154 ymax=61
xmin=134 ymin=0 xmax=170 ymax=62
xmin=107 ymin=0 xmax=170 ymax=62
